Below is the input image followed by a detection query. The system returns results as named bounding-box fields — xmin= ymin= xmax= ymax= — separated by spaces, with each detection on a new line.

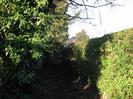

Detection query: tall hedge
xmin=98 ymin=28 xmax=133 ymax=99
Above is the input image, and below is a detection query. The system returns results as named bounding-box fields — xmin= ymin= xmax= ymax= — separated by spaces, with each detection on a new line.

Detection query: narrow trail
xmin=32 ymin=64 xmax=100 ymax=99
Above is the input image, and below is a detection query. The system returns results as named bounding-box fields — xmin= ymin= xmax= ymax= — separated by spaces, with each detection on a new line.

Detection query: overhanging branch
xmin=67 ymin=0 xmax=114 ymax=8
xmin=66 ymin=14 xmax=94 ymax=20
xmin=81 ymin=0 xmax=89 ymax=18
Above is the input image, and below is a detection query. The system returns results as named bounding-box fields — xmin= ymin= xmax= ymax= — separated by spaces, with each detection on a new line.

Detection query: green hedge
xmin=98 ymin=28 xmax=133 ymax=99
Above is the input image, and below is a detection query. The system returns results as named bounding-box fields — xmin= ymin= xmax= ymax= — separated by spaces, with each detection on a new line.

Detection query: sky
xmin=68 ymin=0 xmax=133 ymax=38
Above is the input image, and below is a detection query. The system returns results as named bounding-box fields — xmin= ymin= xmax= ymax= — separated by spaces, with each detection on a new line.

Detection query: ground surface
xmin=32 ymin=64 xmax=100 ymax=99
xmin=0 ymin=63 xmax=100 ymax=99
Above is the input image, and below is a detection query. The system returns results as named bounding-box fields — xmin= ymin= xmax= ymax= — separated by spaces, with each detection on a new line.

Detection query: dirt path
xmin=32 ymin=66 xmax=100 ymax=99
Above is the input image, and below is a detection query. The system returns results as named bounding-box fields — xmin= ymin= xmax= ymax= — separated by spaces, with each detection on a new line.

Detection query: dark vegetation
xmin=87 ymin=34 xmax=112 ymax=84
xmin=0 ymin=0 xmax=133 ymax=99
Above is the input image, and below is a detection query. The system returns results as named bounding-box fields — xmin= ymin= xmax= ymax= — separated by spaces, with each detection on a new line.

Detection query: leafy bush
xmin=98 ymin=28 xmax=133 ymax=99
xmin=0 ymin=0 xmax=68 ymax=98
xmin=70 ymin=30 xmax=90 ymax=79
xmin=0 ymin=0 xmax=68 ymax=80
xmin=73 ymin=30 xmax=89 ymax=61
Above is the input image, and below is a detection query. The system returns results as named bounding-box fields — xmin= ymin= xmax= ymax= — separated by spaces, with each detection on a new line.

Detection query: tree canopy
xmin=0 ymin=0 xmax=69 ymax=87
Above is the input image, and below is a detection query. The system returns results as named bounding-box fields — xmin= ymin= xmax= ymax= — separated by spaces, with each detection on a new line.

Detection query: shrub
xmin=70 ymin=30 xmax=90 ymax=80
xmin=98 ymin=28 xmax=133 ymax=99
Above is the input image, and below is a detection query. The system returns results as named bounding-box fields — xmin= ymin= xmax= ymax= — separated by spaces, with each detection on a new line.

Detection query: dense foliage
xmin=89 ymin=29 xmax=133 ymax=99
xmin=71 ymin=30 xmax=89 ymax=60
xmin=70 ymin=30 xmax=90 ymax=81
xmin=0 ymin=0 xmax=133 ymax=98
xmin=0 ymin=0 xmax=68 ymax=98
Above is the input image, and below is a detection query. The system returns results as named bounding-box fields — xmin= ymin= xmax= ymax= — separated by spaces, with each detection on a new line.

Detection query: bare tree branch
xmin=66 ymin=14 xmax=94 ymax=20
xmin=66 ymin=0 xmax=119 ymax=24
xmin=81 ymin=0 xmax=89 ymax=18
xmin=67 ymin=0 xmax=114 ymax=8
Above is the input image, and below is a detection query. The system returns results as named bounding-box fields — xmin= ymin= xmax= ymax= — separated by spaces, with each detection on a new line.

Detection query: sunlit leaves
xmin=36 ymin=0 xmax=48 ymax=8
xmin=98 ymin=28 xmax=133 ymax=99
xmin=0 ymin=0 xmax=68 ymax=91
xmin=32 ymin=50 xmax=42 ymax=60
xmin=5 ymin=45 xmax=21 ymax=64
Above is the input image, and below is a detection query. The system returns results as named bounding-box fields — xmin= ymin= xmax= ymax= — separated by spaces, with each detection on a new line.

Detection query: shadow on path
xmin=32 ymin=34 xmax=113 ymax=99
xmin=32 ymin=61 xmax=100 ymax=99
